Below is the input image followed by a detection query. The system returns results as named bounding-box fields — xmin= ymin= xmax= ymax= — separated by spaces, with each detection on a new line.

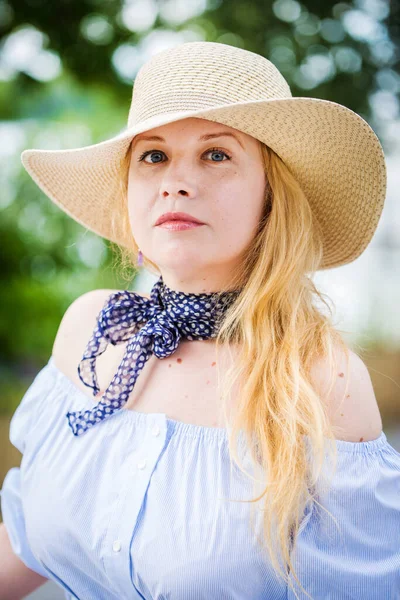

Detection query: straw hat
xmin=20 ymin=41 xmax=387 ymax=270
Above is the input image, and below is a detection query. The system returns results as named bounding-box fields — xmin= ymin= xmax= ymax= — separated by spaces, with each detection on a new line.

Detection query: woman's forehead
xmin=131 ymin=117 xmax=261 ymax=151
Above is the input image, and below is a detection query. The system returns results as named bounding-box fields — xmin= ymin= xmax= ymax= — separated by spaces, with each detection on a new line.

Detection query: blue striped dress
xmin=1 ymin=355 xmax=399 ymax=599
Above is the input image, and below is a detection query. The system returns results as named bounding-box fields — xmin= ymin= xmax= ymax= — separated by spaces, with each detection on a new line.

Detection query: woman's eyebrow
xmin=132 ymin=132 xmax=244 ymax=150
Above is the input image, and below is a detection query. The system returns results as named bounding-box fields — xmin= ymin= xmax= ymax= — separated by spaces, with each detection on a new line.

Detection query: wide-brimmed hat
xmin=20 ymin=40 xmax=386 ymax=270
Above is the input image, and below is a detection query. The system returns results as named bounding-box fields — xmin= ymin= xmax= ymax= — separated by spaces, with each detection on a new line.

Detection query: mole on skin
xmin=173 ymin=356 xmax=214 ymax=384
xmin=170 ymin=359 xmax=217 ymax=366
xmin=338 ymin=372 xmax=364 ymax=441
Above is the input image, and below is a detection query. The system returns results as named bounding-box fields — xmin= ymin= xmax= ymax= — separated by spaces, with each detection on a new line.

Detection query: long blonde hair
xmin=110 ymin=138 xmax=351 ymax=600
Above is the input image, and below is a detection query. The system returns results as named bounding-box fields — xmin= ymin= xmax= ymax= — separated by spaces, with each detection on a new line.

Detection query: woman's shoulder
xmin=51 ymin=288 xmax=150 ymax=396
xmin=309 ymin=344 xmax=383 ymax=443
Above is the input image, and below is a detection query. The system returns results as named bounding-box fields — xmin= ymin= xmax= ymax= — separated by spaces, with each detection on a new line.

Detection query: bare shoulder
xmin=310 ymin=345 xmax=383 ymax=442
xmin=52 ymin=288 xmax=150 ymax=392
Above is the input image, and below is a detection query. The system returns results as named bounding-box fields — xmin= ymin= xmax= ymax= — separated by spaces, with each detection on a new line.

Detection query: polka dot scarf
xmin=66 ymin=275 xmax=241 ymax=436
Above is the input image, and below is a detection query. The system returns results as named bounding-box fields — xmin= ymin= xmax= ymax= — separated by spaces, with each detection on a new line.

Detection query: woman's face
xmin=127 ymin=117 xmax=266 ymax=293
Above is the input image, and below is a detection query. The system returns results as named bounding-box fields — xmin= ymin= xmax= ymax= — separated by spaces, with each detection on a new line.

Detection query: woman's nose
xmin=161 ymin=187 xmax=189 ymax=197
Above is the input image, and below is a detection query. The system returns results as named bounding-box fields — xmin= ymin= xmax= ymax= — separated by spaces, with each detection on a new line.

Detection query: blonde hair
xmin=110 ymin=138 xmax=351 ymax=600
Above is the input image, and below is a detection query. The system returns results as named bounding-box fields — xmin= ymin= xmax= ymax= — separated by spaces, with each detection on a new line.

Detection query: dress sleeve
xmin=0 ymin=357 xmax=57 ymax=577
xmin=0 ymin=468 xmax=49 ymax=577
xmin=287 ymin=432 xmax=400 ymax=600
xmin=8 ymin=357 xmax=57 ymax=455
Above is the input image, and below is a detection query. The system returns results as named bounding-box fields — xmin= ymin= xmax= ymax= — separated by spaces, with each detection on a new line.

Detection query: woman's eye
xmin=136 ymin=147 xmax=231 ymax=164
xmin=203 ymin=148 xmax=231 ymax=162
xmin=137 ymin=150 xmax=165 ymax=164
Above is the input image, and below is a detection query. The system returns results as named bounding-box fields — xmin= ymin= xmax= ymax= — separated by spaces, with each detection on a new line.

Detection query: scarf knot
xmin=146 ymin=312 xmax=182 ymax=358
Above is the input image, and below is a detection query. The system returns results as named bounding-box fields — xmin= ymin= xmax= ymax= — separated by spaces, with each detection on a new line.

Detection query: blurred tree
xmin=1 ymin=0 xmax=398 ymax=117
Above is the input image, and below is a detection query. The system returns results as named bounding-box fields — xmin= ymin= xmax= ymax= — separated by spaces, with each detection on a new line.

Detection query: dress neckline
xmin=48 ymin=354 xmax=230 ymax=442
xmin=47 ymin=355 xmax=388 ymax=451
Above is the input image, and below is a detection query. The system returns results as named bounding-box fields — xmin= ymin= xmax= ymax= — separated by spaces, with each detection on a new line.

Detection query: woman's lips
xmin=157 ymin=221 xmax=204 ymax=231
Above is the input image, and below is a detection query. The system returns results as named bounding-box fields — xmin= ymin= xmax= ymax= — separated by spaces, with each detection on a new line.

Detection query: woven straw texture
xmin=20 ymin=41 xmax=387 ymax=270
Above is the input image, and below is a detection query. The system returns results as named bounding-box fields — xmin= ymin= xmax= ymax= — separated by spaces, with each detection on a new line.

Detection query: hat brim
xmin=20 ymin=97 xmax=386 ymax=270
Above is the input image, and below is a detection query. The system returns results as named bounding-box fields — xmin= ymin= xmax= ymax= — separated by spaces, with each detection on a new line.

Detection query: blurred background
xmin=0 ymin=0 xmax=399 ymax=597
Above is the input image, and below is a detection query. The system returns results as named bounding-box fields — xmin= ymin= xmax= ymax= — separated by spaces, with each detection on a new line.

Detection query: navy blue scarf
xmin=66 ymin=275 xmax=241 ymax=436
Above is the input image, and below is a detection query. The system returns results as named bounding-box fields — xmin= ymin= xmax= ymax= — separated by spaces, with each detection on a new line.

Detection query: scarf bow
xmin=66 ymin=276 xmax=240 ymax=436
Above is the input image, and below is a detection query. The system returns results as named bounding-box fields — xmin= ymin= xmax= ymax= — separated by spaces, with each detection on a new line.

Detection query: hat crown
xmin=127 ymin=41 xmax=292 ymax=127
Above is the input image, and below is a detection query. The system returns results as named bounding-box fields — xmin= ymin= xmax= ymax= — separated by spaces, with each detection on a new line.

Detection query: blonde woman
xmin=1 ymin=41 xmax=399 ymax=600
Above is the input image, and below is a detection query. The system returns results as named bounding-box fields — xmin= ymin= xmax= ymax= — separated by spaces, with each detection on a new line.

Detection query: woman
xmin=1 ymin=41 xmax=399 ymax=600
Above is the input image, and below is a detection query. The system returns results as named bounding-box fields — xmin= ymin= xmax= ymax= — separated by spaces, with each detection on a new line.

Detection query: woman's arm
xmin=0 ymin=523 xmax=48 ymax=600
